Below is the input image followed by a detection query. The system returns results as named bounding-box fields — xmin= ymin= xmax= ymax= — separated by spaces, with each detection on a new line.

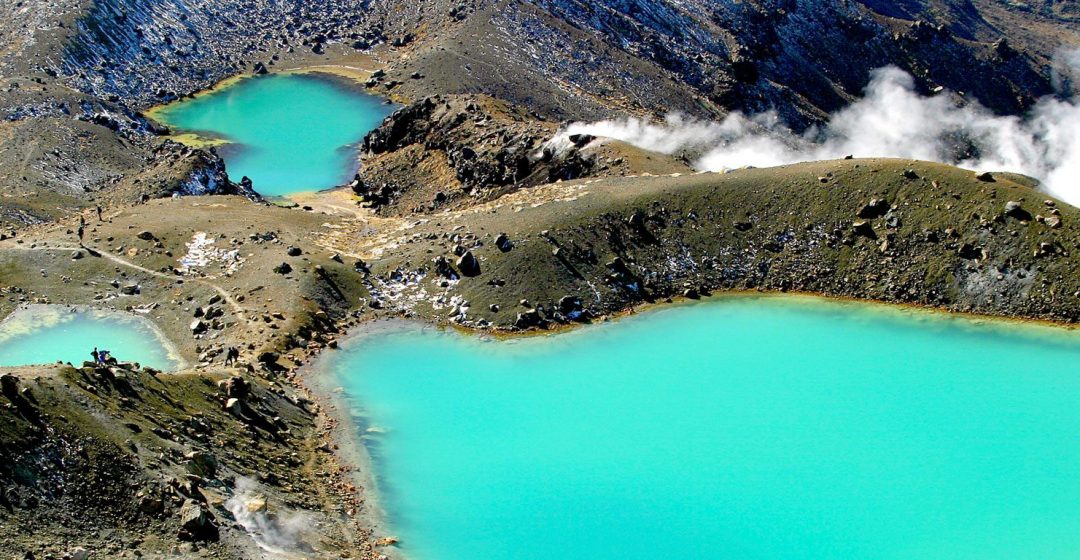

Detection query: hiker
xmin=91 ymin=347 xmax=100 ymax=363
xmin=96 ymin=205 xmax=103 ymax=221
xmin=77 ymin=215 xmax=85 ymax=243
xmin=100 ymin=349 xmax=116 ymax=365
xmin=224 ymin=346 xmax=239 ymax=366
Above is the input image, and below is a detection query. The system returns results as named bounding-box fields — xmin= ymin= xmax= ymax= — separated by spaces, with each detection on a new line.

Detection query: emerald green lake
xmin=327 ymin=296 xmax=1080 ymax=560
xmin=0 ymin=306 xmax=180 ymax=371
xmin=152 ymin=73 xmax=394 ymax=197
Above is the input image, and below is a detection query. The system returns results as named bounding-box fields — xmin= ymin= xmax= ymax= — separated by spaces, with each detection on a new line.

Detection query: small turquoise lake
xmin=327 ymin=296 xmax=1080 ymax=560
xmin=151 ymin=73 xmax=394 ymax=196
xmin=0 ymin=306 xmax=180 ymax=371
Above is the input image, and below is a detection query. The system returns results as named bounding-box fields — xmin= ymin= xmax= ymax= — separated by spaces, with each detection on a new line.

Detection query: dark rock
xmin=184 ymin=451 xmax=217 ymax=478
xmin=221 ymin=376 xmax=250 ymax=400
xmin=558 ymin=295 xmax=584 ymax=316
xmin=857 ymin=198 xmax=890 ymax=219
xmin=1004 ymin=201 xmax=1032 ymax=221
xmin=852 ymin=221 xmax=877 ymax=239
xmin=515 ymin=308 xmax=544 ymax=329
xmin=568 ymin=134 xmax=595 ymax=148
xmin=286 ymin=246 xmax=302 ymax=257
xmin=456 ymin=251 xmax=481 ymax=277
xmin=432 ymin=256 xmax=458 ymax=279
xmin=136 ymin=231 xmax=154 ymax=240
xmin=1 ymin=374 xmax=18 ymax=398
xmin=976 ymin=172 xmax=996 ymax=182
xmin=958 ymin=242 xmax=986 ymax=260
xmin=177 ymin=499 xmax=217 ymax=542
xmin=273 ymin=262 xmax=292 ymax=274
xmin=495 ymin=233 xmax=513 ymax=252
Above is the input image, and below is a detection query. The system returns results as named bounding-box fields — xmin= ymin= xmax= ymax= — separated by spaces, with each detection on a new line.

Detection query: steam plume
xmin=552 ymin=61 xmax=1080 ymax=206
xmin=226 ymin=477 xmax=313 ymax=557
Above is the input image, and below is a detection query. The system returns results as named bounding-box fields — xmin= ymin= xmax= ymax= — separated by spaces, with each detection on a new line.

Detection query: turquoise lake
xmin=327 ymin=296 xmax=1080 ymax=560
xmin=0 ymin=306 xmax=180 ymax=371
xmin=152 ymin=73 xmax=394 ymax=196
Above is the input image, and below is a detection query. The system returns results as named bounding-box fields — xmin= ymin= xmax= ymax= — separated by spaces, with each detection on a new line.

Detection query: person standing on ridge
xmin=77 ymin=215 xmax=85 ymax=245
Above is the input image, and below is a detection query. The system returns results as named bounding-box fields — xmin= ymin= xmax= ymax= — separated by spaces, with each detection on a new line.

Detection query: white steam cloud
xmin=226 ymin=477 xmax=313 ymax=558
xmin=552 ymin=62 xmax=1080 ymax=207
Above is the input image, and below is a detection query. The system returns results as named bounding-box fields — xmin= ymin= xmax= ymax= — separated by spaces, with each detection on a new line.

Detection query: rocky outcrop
xmin=0 ymin=360 xmax=355 ymax=557
xmin=59 ymin=0 xmax=381 ymax=108
xmin=354 ymin=94 xmax=595 ymax=214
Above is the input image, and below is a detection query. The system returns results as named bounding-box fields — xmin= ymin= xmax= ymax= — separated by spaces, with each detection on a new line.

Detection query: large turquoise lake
xmin=151 ymin=73 xmax=393 ymax=196
xmin=327 ymin=296 xmax=1080 ymax=560
xmin=0 ymin=306 xmax=180 ymax=371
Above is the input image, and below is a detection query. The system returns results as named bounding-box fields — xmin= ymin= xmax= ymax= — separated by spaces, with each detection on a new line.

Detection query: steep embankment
xmin=335 ymin=159 xmax=1080 ymax=329
xmin=0 ymin=362 xmax=381 ymax=559
xmin=352 ymin=94 xmax=691 ymax=216
xmin=370 ymin=0 xmax=1079 ymax=125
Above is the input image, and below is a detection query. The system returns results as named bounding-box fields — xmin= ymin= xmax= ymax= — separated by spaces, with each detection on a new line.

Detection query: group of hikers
xmin=90 ymin=347 xmax=117 ymax=366
xmin=89 ymin=346 xmax=240 ymax=367
xmin=76 ymin=205 xmax=104 ymax=245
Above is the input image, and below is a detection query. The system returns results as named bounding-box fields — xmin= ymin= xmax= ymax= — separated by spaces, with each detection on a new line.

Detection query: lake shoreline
xmin=0 ymin=303 xmax=188 ymax=371
xmin=144 ymin=70 xmax=396 ymax=197
xmin=302 ymin=290 xmax=1080 ymax=559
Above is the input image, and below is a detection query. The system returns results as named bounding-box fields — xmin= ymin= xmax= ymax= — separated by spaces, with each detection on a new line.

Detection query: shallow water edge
xmin=303 ymin=291 xmax=1080 ymax=559
xmin=0 ymin=303 xmax=187 ymax=371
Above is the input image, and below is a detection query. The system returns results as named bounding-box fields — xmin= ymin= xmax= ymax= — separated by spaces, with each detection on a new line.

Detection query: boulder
xmin=273 ymin=262 xmax=292 ymax=274
xmin=0 ymin=374 xmax=18 ymax=398
xmin=456 ymin=251 xmax=481 ymax=277
xmin=515 ymin=309 xmax=544 ymax=329
xmin=957 ymin=243 xmax=986 ymax=260
xmin=184 ymin=451 xmax=218 ymax=478
xmin=286 ymin=246 xmax=302 ymax=257
xmin=852 ymin=221 xmax=877 ymax=239
xmin=189 ymin=319 xmax=207 ymax=334
xmin=177 ymin=499 xmax=217 ymax=541
xmin=432 ymin=256 xmax=457 ymax=279
xmin=857 ymin=198 xmax=890 ymax=219
xmin=558 ymin=296 xmax=584 ymax=315
xmin=225 ymin=397 xmax=243 ymax=416
xmin=136 ymin=231 xmax=154 ymax=240
xmin=1004 ymin=201 xmax=1030 ymax=220
xmin=495 ymin=233 xmax=513 ymax=252
xmin=221 ymin=376 xmax=250 ymax=400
